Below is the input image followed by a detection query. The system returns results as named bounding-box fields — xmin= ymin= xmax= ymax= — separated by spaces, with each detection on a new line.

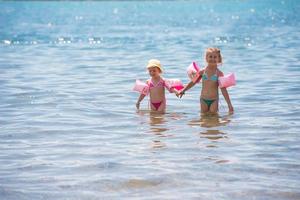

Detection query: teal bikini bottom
xmin=201 ymin=98 xmax=216 ymax=109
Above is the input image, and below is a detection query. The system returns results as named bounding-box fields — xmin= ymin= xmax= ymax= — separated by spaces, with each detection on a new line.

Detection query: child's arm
xmin=136 ymin=94 xmax=146 ymax=109
xmin=177 ymin=70 xmax=203 ymax=98
xmin=221 ymin=88 xmax=234 ymax=113
xmin=164 ymin=79 xmax=182 ymax=96
xmin=177 ymin=81 xmax=196 ymax=98
xmin=169 ymin=88 xmax=179 ymax=96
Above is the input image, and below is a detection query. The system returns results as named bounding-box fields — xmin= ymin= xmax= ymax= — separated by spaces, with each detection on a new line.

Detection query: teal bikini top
xmin=202 ymin=71 xmax=218 ymax=82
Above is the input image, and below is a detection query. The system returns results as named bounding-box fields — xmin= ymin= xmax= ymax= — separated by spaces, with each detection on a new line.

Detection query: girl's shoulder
xmin=216 ymin=68 xmax=224 ymax=77
xmin=146 ymin=78 xmax=152 ymax=85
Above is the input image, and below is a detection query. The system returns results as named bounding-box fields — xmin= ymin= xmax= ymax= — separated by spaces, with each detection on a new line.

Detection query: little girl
xmin=134 ymin=59 xmax=182 ymax=112
xmin=178 ymin=48 xmax=234 ymax=113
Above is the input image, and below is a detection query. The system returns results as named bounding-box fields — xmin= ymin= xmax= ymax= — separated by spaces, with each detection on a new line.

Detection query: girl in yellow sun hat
xmin=133 ymin=59 xmax=183 ymax=112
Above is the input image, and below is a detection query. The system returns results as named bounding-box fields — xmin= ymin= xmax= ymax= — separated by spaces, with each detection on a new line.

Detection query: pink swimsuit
xmin=148 ymin=78 xmax=167 ymax=111
xmin=133 ymin=78 xmax=183 ymax=111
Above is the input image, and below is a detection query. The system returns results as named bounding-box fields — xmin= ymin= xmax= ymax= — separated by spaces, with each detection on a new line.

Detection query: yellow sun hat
xmin=146 ymin=59 xmax=163 ymax=73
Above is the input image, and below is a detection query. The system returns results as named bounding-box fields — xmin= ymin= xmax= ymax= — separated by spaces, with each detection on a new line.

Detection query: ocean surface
xmin=1 ymin=1 xmax=300 ymax=199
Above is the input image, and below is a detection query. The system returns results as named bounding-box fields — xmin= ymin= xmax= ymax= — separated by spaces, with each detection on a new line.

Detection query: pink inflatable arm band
xmin=218 ymin=73 xmax=236 ymax=88
xmin=133 ymin=79 xmax=149 ymax=95
xmin=187 ymin=61 xmax=200 ymax=81
xmin=164 ymin=79 xmax=184 ymax=92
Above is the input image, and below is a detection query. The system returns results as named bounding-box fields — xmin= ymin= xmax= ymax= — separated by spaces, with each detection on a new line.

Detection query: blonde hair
xmin=205 ymin=47 xmax=222 ymax=64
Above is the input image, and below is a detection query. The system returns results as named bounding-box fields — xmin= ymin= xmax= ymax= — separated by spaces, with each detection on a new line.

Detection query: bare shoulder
xmin=216 ymin=68 xmax=224 ymax=77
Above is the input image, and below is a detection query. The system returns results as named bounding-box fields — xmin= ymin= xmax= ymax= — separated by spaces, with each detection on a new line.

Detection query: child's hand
xmin=229 ymin=105 xmax=234 ymax=113
xmin=174 ymin=89 xmax=179 ymax=96
xmin=177 ymin=90 xmax=185 ymax=98
xmin=136 ymin=102 xmax=140 ymax=110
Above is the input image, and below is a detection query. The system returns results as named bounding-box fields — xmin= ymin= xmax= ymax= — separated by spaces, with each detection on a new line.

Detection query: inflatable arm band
xmin=165 ymin=79 xmax=184 ymax=92
xmin=218 ymin=73 xmax=236 ymax=88
xmin=133 ymin=79 xmax=149 ymax=95
xmin=187 ymin=61 xmax=202 ymax=83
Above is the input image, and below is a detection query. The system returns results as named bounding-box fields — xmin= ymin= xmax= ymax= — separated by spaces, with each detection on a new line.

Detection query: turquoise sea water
xmin=1 ymin=1 xmax=300 ymax=199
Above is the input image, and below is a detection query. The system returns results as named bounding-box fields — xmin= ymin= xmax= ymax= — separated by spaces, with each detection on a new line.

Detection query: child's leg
xmin=200 ymin=98 xmax=209 ymax=113
xmin=209 ymin=100 xmax=219 ymax=113
xmin=157 ymin=100 xmax=166 ymax=112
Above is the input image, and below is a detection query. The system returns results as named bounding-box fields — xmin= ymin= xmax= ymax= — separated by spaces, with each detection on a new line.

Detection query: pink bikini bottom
xmin=150 ymin=99 xmax=166 ymax=111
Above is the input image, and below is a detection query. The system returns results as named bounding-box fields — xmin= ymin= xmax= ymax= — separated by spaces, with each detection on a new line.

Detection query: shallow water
xmin=1 ymin=1 xmax=300 ymax=199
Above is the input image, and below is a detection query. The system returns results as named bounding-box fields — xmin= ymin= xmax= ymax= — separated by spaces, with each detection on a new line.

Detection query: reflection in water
xmin=206 ymin=156 xmax=230 ymax=164
xmin=137 ymin=110 xmax=171 ymax=148
xmin=148 ymin=112 xmax=168 ymax=149
xmin=189 ymin=112 xmax=231 ymax=128
xmin=191 ymin=113 xmax=231 ymax=142
xmin=200 ymin=129 xmax=228 ymax=141
xmin=152 ymin=140 xmax=166 ymax=148
xmin=148 ymin=111 xmax=168 ymax=134
xmin=190 ymin=113 xmax=233 ymax=164
xmin=121 ymin=178 xmax=162 ymax=189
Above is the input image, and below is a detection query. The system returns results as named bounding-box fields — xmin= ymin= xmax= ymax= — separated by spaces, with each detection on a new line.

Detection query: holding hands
xmin=176 ymin=90 xmax=185 ymax=98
